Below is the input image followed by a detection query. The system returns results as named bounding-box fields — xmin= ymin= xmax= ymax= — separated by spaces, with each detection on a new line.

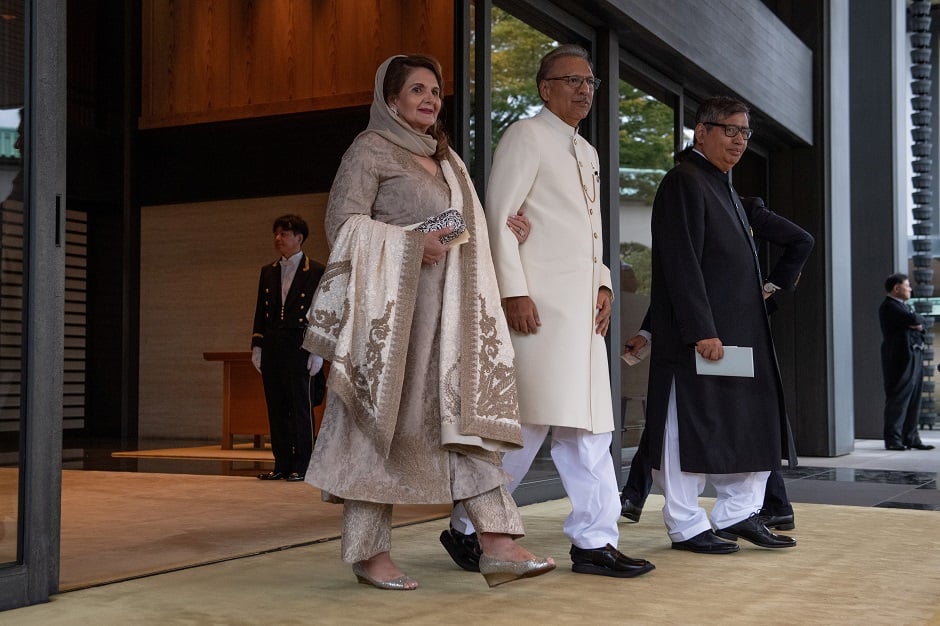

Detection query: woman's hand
xmin=422 ymin=227 xmax=453 ymax=265
xmin=507 ymin=212 xmax=531 ymax=243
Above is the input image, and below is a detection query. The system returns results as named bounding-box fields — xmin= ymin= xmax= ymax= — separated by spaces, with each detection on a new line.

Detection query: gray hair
xmin=536 ymin=44 xmax=592 ymax=86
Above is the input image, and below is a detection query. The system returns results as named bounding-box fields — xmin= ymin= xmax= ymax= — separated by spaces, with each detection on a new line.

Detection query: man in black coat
xmin=645 ymin=96 xmax=797 ymax=554
xmin=880 ymin=273 xmax=935 ymax=451
xmin=251 ymin=214 xmax=326 ymax=481
xmin=621 ymin=196 xmax=813 ymax=532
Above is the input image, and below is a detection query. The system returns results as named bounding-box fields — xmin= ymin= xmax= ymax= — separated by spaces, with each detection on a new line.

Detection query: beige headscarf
xmin=366 ymin=55 xmax=438 ymax=158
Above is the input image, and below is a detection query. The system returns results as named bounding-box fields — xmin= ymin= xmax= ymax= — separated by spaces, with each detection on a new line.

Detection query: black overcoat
xmin=879 ymin=297 xmax=926 ymax=394
xmin=645 ymin=152 xmax=794 ymax=474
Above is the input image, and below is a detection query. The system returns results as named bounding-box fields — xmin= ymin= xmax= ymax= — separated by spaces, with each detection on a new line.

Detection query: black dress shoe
xmin=285 ymin=472 xmax=305 ymax=482
xmin=439 ymin=526 xmax=481 ymax=572
xmin=716 ymin=513 xmax=796 ymax=548
xmin=885 ymin=444 xmax=907 ymax=451
xmin=671 ymin=529 xmax=740 ymax=554
xmin=257 ymin=471 xmax=287 ymax=480
xmin=569 ymin=544 xmax=654 ymax=578
xmin=758 ymin=512 xmax=795 ymax=531
xmin=908 ymin=443 xmax=936 ymax=450
xmin=620 ymin=497 xmax=643 ymax=523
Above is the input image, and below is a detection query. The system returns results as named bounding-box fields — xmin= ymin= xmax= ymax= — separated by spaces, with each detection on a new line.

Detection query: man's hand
xmin=695 ymin=337 xmax=724 ymax=361
xmin=623 ymin=334 xmax=648 ymax=357
xmin=251 ymin=346 xmax=262 ymax=373
xmin=595 ymin=288 xmax=612 ymax=336
xmin=505 ymin=296 xmax=541 ymax=334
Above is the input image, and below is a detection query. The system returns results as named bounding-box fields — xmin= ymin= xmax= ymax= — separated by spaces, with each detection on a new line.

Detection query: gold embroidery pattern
xmin=474 ymin=295 xmax=518 ymax=417
xmin=333 ymin=300 xmax=393 ymax=412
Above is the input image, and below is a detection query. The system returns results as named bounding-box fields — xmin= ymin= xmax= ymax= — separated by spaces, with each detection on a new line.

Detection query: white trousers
xmin=451 ymin=424 xmax=621 ymax=549
xmin=652 ymin=379 xmax=769 ymax=542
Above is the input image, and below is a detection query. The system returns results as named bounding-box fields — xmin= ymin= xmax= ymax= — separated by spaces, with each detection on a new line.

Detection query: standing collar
xmin=537 ymin=107 xmax=581 ymax=137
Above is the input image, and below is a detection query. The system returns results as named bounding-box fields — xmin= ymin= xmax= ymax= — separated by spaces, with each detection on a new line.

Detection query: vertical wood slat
xmin=140 ymin=0 xmax=454 ymax=128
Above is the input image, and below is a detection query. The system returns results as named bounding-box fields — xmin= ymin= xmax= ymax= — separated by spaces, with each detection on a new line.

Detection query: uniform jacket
xmin=879 ymin=296 xmax=926 ymax=394
xmin=251 ymin=253 xmax=326 ymax=348
xmin=485 ymin=107 xmax=613 ymax=433
xmin=645 ymin=152 xmax=795 ymax=474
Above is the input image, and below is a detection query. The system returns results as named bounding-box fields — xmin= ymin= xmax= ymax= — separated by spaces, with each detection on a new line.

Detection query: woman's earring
xmin=390 ymin=106 xmax=399 ymax=116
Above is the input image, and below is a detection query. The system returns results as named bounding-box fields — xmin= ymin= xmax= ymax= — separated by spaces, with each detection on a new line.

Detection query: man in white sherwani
xmin=441 ymin=45 xmax=654 ymax=578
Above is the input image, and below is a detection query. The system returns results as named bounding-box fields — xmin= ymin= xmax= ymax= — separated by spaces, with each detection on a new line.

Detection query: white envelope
xmin=620 ymin=342 xmax=651 ymax=366
xmin=694 ymin=345 xmax=754 ymax=377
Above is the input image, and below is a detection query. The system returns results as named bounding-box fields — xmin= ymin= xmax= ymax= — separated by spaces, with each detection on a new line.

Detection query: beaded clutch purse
xmin=408 ymin=208 xmax=469 ymax=245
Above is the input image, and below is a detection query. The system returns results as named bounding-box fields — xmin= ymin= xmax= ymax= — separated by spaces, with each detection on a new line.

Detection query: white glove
xmin=251 ymin=346 xmax=262 ymax=373
xmin=307 ymin=353 xmax=323 ymax=375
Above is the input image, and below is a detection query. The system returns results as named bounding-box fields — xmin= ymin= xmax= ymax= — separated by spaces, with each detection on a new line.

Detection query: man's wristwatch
xmin=762 ymin=282 xmax=781 ymax=294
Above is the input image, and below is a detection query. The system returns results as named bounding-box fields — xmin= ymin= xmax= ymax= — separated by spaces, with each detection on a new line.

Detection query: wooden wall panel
xmin=141 ymin=0 xmax=454 ymax=128
xmin=139 ymin=193 xmax=329 ymax=441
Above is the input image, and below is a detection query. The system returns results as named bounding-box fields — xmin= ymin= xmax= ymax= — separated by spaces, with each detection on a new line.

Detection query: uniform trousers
xmin=342 ymin=485 xmax=523 ymax=563
xmin=451 ymin=424 xmax=621 ymax=549
xmin=653 ymin=379 xmax=769 ymax=542
xmin=260 ymin=328 xmax=313 ymax=476
xmin=883 ymin=349 xmax=925 ymax=448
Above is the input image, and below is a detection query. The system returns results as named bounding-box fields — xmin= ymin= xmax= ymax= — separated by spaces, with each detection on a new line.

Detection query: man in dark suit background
xmin=880 ymin=273 xmax=935 ymax=451
xmin=251 ymin=214 xmax=326 ymax=481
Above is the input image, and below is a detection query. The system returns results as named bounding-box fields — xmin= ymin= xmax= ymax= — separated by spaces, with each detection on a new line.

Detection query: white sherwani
xmin=485 ymin=107 xmax=614 ymax=434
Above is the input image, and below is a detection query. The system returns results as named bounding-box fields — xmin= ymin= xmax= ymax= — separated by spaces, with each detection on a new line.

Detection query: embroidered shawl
xmin=304 ymin=150 xmax=523 ymax=459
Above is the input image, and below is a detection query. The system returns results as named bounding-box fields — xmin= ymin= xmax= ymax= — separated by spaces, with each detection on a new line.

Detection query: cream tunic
xmin=485 ymin=108 xmax=614 ymax=434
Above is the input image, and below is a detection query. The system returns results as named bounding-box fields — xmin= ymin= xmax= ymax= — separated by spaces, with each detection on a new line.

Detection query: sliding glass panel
xmin=617 ymin=79 xmax=674 ymax=447
xmin=0 ymin=0 xmax=24 ymax=567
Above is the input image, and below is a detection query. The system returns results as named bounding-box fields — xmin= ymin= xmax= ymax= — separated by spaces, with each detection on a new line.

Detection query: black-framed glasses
xmin=545 ymin=75 xmax=602 ymax=90
xmin=705 ymin=122 xmax=753 ymax=140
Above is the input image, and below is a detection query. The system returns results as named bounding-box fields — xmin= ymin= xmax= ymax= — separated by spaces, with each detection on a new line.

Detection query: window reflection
xmin=0 ymin=0 xmax=22 ymax=566
xmin=618 ymin=79 xmax=674 ymax=446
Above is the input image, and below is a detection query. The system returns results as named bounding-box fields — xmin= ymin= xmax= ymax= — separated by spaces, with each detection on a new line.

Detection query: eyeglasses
xmin=705 ymin=122 xmax=753 ymax=140
xmin=545 ymin=75 xmax=602 ymax=90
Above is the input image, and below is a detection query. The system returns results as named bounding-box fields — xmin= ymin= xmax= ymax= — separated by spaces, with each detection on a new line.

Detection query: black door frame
xmin=0 ymin=0 xmax=65 ymax=610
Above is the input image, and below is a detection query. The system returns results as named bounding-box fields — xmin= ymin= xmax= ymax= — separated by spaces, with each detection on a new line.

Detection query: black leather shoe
xmin=758 ymin=513 xmax=795 ymax=531
xmin=885 ymin=444 xmax=907 ymax=451
xmin=908 ymin=443 xmax=936 ymax=450
xmin=620 ymin=497 xmax=643 ymax=523
xmin=285 ymin=473 xmax=305 ymax=482
xmin=257 ymin=471 xmax=287 ymax=480
xmin=569 ymin=544 xmax=654 ymax=578
xmin=671 ymin=530 xmax=740 ymax=554
xmin=439 ymin=526 xmax=481 ymax=572
xmin=716 ymin=513 xmax=796 ymax=548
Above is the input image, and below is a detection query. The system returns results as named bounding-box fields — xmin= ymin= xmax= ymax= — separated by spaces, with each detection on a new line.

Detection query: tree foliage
xmin=620 ymin=241 xmax=652 ymax=295
xmin=474 ymin=7 xmax=555 ymax=148
xmin=618 ymin=85 xmax=674 ymax=205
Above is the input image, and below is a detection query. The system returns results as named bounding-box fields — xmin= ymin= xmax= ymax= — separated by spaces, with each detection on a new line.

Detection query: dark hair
xmin=536 ymin=44 xmax=592 ymax=102
xmin=273 ymin=214 xmax=309 ymax=243
xmin=694 ymin=96 xmax=750 ymax=126
xmin=885 ymin=273 xmax=908 ymax=293
xmin=383 ymin=55 xmax=450 ymax=160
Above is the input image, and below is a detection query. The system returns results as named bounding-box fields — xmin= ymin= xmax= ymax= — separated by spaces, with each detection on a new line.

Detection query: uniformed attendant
xmin=251 ymin=214 xmax=325 ymax=482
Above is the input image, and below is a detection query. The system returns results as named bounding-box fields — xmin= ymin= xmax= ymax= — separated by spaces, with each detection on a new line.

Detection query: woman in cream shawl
xmin=302 ymin=55 xmax=553 ymax=590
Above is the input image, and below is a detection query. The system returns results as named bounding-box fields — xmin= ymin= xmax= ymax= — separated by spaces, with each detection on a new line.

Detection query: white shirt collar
xmin=279 ymin=250 xmax=303 ymax=268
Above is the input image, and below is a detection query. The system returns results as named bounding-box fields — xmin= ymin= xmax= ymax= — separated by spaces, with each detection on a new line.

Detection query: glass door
xmin=0 ymin=0 xmax=66 ymax=610
xmin=616 ymin=78 xmax=675 ymax=447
